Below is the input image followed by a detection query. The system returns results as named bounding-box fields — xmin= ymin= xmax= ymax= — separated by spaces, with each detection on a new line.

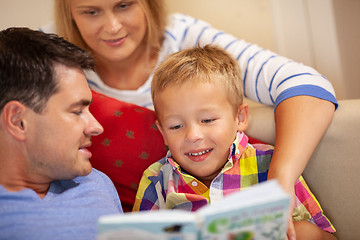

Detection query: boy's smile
xmin=185 ymin=148 xmax=213 ymax=162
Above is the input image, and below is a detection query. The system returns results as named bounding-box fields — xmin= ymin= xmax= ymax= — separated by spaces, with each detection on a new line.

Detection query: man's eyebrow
xmin=69 ymin=99 xmax=93 ymax=108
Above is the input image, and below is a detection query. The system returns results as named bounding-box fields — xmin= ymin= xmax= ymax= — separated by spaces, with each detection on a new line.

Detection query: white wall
xmin=166 ymin=0 xmax=276 ymax=51
xmin=332 ymin=0 xmax=360 ymax=99
xmin=0 ymin=0 xmax=54 ymax=30
xmin=270 ymin=0 xmax=360 ymax=99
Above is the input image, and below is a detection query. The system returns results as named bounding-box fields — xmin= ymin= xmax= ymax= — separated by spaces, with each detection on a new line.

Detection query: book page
xmin=198 ymin=180 xmax=290 ymax=240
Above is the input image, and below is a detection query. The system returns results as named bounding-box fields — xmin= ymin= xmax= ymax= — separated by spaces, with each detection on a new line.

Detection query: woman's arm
xmin=268 ymin=95 xmax=335 ymax=239
xmin=268 ymin=96 xmax=335 ymax=188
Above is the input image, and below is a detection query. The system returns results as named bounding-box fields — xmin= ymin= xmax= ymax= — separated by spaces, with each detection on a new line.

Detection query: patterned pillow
xmin=88 ymin=90 xmax=167 ymax=212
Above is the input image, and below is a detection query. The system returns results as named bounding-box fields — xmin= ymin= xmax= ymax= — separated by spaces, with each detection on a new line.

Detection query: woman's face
xmin=70 ymin=0 xmax=147 ymax=64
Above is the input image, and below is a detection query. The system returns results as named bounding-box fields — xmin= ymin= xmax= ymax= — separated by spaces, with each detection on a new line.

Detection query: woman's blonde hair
xmin=151 ymin=44 xmax=244 ymax=114
xmin=54 ymin=0 xmax=166 ymax=52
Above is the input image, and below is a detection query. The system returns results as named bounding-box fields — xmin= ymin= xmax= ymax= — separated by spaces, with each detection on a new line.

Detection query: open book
xmin=98 ymin=180 xmax=290 ymax=240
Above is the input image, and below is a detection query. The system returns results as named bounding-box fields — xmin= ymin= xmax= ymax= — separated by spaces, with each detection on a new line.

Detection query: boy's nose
xmin=186 ymin=124 xmax=202 ymax=142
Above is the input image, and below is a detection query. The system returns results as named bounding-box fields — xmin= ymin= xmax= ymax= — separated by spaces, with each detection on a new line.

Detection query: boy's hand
xmin=285 ymin=190 xmax=296 ymax=240
xmin=286 ymin=215 xmax=296 ymax=240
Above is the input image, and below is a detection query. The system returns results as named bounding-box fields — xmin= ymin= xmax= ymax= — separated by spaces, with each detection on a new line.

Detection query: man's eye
xmin=73 ymin=110 xmax=83 ymax=116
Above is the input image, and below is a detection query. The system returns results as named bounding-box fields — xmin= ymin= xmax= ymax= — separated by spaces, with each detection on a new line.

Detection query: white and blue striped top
xmin=44 ymin=13 xmax=338 ymax=110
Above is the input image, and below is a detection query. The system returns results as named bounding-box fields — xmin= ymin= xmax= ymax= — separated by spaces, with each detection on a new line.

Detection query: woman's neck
xmin=94 ymin=45 xmax=158 ymax=91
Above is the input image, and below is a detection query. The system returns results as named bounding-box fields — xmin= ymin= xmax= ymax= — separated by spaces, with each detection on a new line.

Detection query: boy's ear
xmin=155 ymin=119 xmax=168 ymax=145
xmin=1 ymin=101 xmax=28 ymax=141
xmin=236 ymin=103 xmax=249 ymax=132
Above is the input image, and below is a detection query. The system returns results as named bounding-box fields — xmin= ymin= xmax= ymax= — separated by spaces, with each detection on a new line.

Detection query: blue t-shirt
xmin=0 ymin=168 xmax=123 ymax=240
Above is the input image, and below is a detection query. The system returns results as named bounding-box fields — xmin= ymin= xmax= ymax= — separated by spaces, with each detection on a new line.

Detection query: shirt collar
xmin=229 ymin=131 xmax=249 ymax=161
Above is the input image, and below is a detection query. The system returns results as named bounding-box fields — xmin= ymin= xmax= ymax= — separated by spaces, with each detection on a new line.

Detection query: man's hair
xmin=151 ymin=44 xmax=244 ymax=114
xmin=0 ymin=27 xmax=94 ymax=113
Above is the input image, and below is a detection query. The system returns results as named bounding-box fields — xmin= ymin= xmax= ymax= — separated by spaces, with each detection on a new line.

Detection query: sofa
xmin=246 ymin=98 xmax=360 ymax=240
xmin=89 ymin=90 xmax=359 ymax=239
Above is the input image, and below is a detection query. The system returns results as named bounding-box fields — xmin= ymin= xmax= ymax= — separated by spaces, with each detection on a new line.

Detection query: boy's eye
xmin=119 ymin=3 xmax=128 ymax=8
xmin=202 ymin=119 xmax=215 ymax=123
xmin=169 ymin=124 xmax=183 ymax=130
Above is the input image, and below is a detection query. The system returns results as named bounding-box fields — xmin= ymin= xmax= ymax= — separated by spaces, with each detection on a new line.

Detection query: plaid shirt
xmin=133 ymin=132 xmax=335 ymax=233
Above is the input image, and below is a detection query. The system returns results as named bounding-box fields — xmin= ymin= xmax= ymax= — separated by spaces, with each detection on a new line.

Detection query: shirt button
xmin=192 ymin=181 xmax=198 ymax=187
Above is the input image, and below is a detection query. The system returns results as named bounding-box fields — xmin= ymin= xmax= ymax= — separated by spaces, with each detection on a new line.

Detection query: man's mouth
xmin=79 ymin=142 xmax=91 ymax=150
xmin=78 ymin=142 xmax=93 ymax=158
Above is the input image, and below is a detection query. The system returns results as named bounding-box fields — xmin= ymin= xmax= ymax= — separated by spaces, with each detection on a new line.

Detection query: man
xmin=0 ymin=27 xmax=123 ymax=240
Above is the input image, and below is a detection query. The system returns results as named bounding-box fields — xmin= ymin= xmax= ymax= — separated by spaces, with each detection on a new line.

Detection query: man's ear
xmin=155 ymin=119 xmax=168 ymax=145
xmin=236 ymin=103 xmax=249 ymax=133
xmin=1 ymin=101 xmax=28 ymax=141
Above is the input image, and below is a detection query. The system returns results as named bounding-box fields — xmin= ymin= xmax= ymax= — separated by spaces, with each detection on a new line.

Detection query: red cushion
xmin=247 ymin=135 xmax=267 ymax=145
xmin=89 ymin=90 xmax=167 ymax=212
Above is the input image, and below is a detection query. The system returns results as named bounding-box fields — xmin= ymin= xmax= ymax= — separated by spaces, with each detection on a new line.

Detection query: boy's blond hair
xmin=151 ymin=44 xmax=244 ymax=114
xmin=54 ymin=0 xmax=166 ymax=53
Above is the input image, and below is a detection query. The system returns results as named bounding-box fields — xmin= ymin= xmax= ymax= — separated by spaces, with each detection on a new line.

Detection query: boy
xmin=133 ymin=45 xmax=335 ymax=240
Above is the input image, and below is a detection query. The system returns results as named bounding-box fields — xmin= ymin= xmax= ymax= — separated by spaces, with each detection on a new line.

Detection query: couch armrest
xmin=303 ymin=99 xmax=360 ymax=239
xmin=245 ymin=99 xmax=360 ymax=239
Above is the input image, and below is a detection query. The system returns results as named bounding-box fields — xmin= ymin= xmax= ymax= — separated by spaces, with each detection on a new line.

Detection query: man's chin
xmin=81 ymin=165 xmax=93 ymax=176
xmin=76 ymin=161 xmax=93 ymax=177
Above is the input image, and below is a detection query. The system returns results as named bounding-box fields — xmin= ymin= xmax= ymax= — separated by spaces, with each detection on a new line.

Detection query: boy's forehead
xmin=155 ymin=77 xmax=239 ymax=117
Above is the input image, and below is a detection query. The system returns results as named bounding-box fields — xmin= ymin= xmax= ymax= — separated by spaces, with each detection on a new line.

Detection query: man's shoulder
xmin=74 ymin=168 xmax=112 ymax=186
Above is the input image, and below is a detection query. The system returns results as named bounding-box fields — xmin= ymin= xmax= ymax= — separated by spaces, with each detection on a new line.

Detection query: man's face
xmin=25 ymin=64 xmax=103 ymax=181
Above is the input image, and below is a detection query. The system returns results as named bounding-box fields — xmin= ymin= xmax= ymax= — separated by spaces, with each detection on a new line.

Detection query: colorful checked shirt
xmin=133 ymin=132 xmax=335 ymax=233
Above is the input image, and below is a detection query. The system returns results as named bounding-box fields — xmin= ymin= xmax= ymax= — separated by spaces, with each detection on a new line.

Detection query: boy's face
xmin=155 ymin=79 xmax=248 ymax=186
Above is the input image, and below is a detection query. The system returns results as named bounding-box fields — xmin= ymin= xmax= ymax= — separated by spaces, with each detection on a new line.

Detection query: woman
xmin=48 ymin=0 xmax=337 ymax=238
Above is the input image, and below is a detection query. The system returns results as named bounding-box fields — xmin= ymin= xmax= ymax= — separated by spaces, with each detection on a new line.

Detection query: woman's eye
xmin=82 ymin=9 xmax=98 ymax=16
xmin=116 ymin=1 xmax=133 ymax=10
xmin=81 ymin=9 xmax=99 ymax=16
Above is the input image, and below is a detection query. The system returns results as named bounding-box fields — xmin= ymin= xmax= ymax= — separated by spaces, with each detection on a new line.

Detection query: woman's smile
xmin=103 ymin=35 xmax=127 ymax=47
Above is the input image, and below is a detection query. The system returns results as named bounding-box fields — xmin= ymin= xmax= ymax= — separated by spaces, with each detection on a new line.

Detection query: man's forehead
xmin=52 ymin=65 xmax=92 ymax=104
